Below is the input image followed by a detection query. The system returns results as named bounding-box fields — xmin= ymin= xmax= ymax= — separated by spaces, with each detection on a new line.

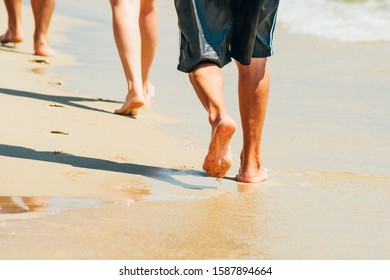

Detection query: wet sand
xmin=1 ymin=2 xmax=390 ymax=259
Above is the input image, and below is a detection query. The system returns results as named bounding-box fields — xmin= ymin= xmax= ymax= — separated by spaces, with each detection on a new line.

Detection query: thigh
xmin=140 ymin=0 xmax=157 ymax=13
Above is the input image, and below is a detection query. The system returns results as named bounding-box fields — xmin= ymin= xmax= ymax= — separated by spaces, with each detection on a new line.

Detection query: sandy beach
xmin=1 ymin=2 xmax=390 ymax=260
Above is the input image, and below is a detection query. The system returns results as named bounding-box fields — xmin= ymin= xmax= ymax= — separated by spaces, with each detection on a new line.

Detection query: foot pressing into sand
xmin=0 ymin=29 xmax=23 ymax=45
xmin=34 ymin=41 xmax=56 ymax=56
xmin=114 ymin=91 xmax=145 ymax=116
xmin=143 ymin=82 xmax=155 ymax=105
xmin=237 ymin=156 xmax=268 ymax=183
xmin=115 ymin=82 xmax=155 ymax=116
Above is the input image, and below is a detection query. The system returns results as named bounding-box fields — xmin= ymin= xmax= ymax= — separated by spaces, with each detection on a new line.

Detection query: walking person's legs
xmin=139 ymin=0 xmax=158 ymax=103
xmin=30 ymin=0 xmax=56 ymax=56
xmin=110 ymin=0 xmax=144 ymax=115
xmin=188 ymin=63 xmax=236 ymax=178
xmin=0 ymin=0 xmax=23 ymax=44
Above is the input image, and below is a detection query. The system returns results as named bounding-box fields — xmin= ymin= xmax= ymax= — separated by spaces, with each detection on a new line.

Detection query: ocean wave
xmin=278 ymin=0 xmax=390 ymax=42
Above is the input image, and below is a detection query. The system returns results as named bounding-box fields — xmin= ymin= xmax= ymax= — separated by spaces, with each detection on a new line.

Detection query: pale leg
xmin=139 ymin=0 xmax=158 ymax=104
xmin=110 ymin=0 xmax=144 ymax=115
xmin=30 ymin=0 xmax=56 ymax=56
xmin=189 ymin=63 xmax=236 ymax=178
xmin=236 ymin=58 xmax=270 ymax=183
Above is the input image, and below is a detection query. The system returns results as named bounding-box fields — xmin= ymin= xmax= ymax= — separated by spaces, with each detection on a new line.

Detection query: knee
xmin=189 ymin=62 xmax=222 ymax=83
xmin=237 ymin=58 xmax=268 ymax=79
xmin=188 ymin=70 xmax=198 ymax=81
xmin=189 ymin=67 xmax=206 ymax=84
xmin=109 ymin=0 xmax=121 ymax=6
xmin=140 ymin=0 xmax=157 ymax=16
xmin=110 ymin=0 xmax=137 ymax=7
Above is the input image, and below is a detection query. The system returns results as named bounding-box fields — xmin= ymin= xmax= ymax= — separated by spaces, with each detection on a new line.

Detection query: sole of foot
xmin=203 ymin=117 xmax=236 ymax=179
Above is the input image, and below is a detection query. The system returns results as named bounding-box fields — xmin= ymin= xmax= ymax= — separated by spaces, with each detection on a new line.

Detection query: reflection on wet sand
xmin=164 ymin=188 xmax=270 ymax=259
xmin=0 ymin=196 xmax=47 ymax=213
xmin=0 ymin=190 xmax=271 ymax=259
xmin=0 ymin=185 xmax=152 ymax=216
xmin=237 ymin=183 xmax=260 ymax=193
xmin=31 ymin=68 xmax=46 ymax=75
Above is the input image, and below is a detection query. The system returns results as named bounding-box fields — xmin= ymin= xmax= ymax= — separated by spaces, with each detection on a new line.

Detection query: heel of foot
xmin=237 ymin=168 xmax=268 ymax=183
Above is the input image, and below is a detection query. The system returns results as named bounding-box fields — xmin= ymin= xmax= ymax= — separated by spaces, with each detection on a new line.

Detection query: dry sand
xmin=1 ymin=3 xmax=390 ymax=260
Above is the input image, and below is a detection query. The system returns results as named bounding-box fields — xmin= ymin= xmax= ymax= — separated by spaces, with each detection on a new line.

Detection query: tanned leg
xmin=236 ymin=58 xmax=270 ymax=183
xmin=110 ymin=0 xmax=144 ymax=115
xmin=189 ymin=63 xmax=236 ymax=178
xmin=30 ymin=0 xmax=56 ymax=56
xmin=139 ymin=0 xmax=158 ymax=104
xmin=0 ymin=0 xmax=24 ymax=44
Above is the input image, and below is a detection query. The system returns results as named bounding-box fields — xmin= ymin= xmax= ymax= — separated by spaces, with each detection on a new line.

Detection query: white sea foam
xmin=278 ymin=0 xmax=390 ymax=42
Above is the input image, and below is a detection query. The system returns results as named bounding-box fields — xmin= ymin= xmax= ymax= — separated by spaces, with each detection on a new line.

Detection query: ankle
xmin=126 ymin=89 xmax=145 ymax=103
xmin=34 ymin=30 xmax=50 ymax=43
xmin=240 ymin=154 xmax=262 ymax=171
xmin=208 ymin=111 xmax=230 ymax=126
xmin=8 ymin=19 xmax=22 ymax=33
xmin=126 ymin=82 xmax=144 ymax=99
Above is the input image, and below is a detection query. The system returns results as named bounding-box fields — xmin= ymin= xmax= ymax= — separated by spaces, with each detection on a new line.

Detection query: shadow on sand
xmin=0 ymin=87 xmax=123 ymax=116
xmin=0 ymin=44 xmax=33 ymax=55
xmin=0 ymin=144 xmax=215 ymax=190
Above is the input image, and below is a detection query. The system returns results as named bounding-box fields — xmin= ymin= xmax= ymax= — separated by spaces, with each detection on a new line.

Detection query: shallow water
xmin=2 ymin=178 xmax=390 ymax=259
xmin=0 ymin=196 xmax=106 ymax=214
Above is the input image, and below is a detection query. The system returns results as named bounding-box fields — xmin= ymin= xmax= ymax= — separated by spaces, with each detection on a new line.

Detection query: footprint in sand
xmin=61 ymin=171 xmax=87 ymax=182
xmin=171 ymin=165 xmax=195 ymax=171
xmin=50 ymin=130 xmax=69 ymax=135
xmin=49 ymin=104 xmax=65 ymax=108
xmin=28 ymin=59 xmax=49 ymax=64
xmin=106 ymin=182 xmax=151 ymax=204
xmin=48 ymin=80 xmax=64 ymax=86
xmin=110 ymin=155 xmax=132 ymax=162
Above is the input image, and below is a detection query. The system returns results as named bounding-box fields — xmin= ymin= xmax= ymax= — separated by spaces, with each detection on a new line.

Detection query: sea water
xmin=278 ymin=0 xmax=390 ymax=42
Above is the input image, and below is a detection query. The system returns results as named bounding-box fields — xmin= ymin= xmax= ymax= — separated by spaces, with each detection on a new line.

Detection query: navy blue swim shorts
xmin=175 ymin=0 xmax=279 ymax=73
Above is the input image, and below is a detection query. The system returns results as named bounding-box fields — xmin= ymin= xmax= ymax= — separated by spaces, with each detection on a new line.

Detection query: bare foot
xmin=34 ymin=42 xmax=56 ymax=56
xmin=34 ymin=46 xmax=56 ymax=56
xmin=114 ymin=95 xmax=144 ymax=116
xmin=0 ymin=30 xmax=23 ymax=45
xmin=237 ymin=167 xmax=268 ymax=183
xmin=203 ymin=116 xmax=236 ymax=178
xmin=144 ymin=82 xmax=155 ymax=105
